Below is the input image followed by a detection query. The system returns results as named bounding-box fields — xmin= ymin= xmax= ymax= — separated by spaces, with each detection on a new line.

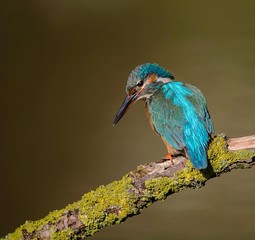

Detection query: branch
xmin=4 ymin=135 xmax=255 ymax=240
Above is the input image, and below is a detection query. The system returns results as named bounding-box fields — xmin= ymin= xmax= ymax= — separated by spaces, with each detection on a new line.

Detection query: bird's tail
xmin=184 ymin=122 xmax=209 ymax=170
xmin=186 ymin=143 xmax=208 ymax=170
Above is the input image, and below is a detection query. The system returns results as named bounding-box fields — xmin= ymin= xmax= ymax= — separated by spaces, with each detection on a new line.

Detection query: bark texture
xmin=3 ymin=135 xmax=255 ymax=240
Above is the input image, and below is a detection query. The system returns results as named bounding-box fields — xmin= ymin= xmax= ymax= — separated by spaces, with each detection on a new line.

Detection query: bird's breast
xmin=144 ymin=101 xmax=157 ymax=133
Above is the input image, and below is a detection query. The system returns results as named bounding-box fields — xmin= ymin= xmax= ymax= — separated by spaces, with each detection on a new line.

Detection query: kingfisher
xmin=113 ymin=63 xmax=214 ymax=170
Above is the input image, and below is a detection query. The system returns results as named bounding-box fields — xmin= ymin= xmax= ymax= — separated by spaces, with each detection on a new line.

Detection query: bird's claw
xmin=161 ymin=153 xmax=174 ymax=165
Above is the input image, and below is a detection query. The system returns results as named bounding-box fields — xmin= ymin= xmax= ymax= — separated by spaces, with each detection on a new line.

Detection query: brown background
xmin=1 ymin=1 xmax=255 ymax=239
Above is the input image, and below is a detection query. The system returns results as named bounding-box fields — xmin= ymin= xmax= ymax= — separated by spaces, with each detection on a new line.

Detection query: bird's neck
xmin=156 ymin=77 xmax=174 ymax=84
xmin=143 ymin=77 xmax=174 ymax=100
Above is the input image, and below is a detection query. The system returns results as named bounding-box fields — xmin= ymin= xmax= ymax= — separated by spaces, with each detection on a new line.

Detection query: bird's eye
xmin=136 ymin=80 xmax=143 ymax=87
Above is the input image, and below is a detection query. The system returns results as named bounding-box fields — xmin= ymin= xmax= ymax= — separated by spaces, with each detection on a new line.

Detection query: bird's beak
xmin=113 ymin=93 xmax=138 ymax=126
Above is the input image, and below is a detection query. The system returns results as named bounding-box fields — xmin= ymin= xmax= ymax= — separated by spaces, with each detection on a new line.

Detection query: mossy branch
xmin=3 ymin=135 xmax=255 ymax=240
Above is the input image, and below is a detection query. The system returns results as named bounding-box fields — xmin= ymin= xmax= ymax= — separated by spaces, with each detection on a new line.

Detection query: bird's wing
xmin=147 ymin=90 xmax=186 ymax=151
xmin=147 ymin=81 xmax=214 ymax=169
xmin=185 ymin=83 xmax=214 ymax=135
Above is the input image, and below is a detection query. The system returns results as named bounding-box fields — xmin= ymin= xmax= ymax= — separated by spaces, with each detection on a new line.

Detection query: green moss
xmin=50 ymin=227 xmax=73 ymax=239
xmin=75 ymin=175 xmax=139 ymax=236
xmin=174 ymin=163 xmax=207 ymax=187
xmin=2 ymin=229 xmax=23 ymax=240
xmin=46 ymin=175 xmax=139 ymax=237
xmin=62 ymin=175 xmax=138 ymax=237
xmin=4 ymin=176 xmax=138 ymax=239
xmin=145 ymin=162 xmax=207 ymax=201
xmin=145 ymin=177 xmax=173 ymax=201
xmin=208 ymin=136 xmax=255 ymax=172
xmin=4 ymin=209 xmax=65 ymax=239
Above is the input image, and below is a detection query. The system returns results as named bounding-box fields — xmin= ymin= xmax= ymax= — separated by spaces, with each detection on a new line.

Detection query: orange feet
xmin=157 ymin=153 xmax=175 ymax=164
xmin=161 ymin=153 xmax=174 ymax=165
xmin=164 ymin=153 xmax=173 ymax=161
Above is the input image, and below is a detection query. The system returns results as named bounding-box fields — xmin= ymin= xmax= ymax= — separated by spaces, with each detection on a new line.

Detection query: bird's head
xmin=113 ymin=63 xmax=174 ymax=125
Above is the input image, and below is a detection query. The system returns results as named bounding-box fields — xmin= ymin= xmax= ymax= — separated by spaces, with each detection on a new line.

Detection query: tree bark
xmin=3 ymin=135 xmax=255 ymax=240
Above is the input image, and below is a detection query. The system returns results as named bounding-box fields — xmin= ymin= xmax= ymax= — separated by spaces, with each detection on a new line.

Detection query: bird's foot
xmin=161 ymin=153 xmax=174 ymax=164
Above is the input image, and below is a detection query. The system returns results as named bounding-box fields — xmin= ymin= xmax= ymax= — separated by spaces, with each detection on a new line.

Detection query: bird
xmin=113 ymin=63 xmax=214 ymax=170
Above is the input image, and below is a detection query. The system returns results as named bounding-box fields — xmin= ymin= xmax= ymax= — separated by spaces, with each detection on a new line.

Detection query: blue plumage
xmin=126 ymin=63 xmax=174 ymax=92
xmin=113 ymin=63 xmax=214 ymax=170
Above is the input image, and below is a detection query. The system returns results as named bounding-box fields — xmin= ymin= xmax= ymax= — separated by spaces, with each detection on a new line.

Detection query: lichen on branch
xmin=3 ymin=135 xmax=255 ymax=240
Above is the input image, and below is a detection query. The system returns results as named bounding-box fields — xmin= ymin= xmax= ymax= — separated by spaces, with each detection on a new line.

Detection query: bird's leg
xmin=161 ymin=153 xmax=174 ymax=164
xmin=164 ymin=153 xmax=173 ymax=161
xmin=160 ymin=136 xmax=176 ymax=164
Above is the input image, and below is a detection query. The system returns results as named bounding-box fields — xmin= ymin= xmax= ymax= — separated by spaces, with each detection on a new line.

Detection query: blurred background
xmin=1 ymin=0 xmax=255 ymax=239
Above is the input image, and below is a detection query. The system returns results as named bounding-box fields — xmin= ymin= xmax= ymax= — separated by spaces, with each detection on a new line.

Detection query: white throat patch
xmin=137 ymin=94 xmax=153 ymax=100
xmin=156 ymin=77 xmax=172 ymax=84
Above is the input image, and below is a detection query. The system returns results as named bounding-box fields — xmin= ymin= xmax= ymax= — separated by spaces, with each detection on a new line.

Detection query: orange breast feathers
xmin=145 ymin=102 xmax=157 ymax=132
